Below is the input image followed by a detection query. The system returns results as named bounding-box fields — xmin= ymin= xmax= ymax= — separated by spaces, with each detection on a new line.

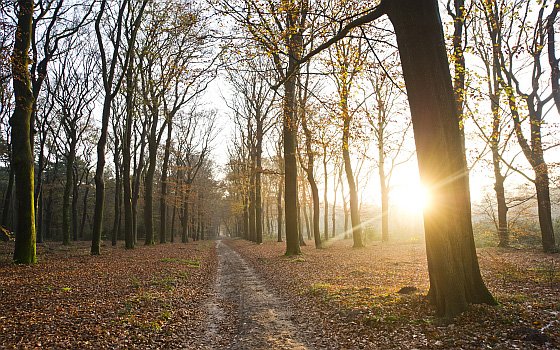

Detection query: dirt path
xmin=205 ymin=240 xmax=311 ymax=350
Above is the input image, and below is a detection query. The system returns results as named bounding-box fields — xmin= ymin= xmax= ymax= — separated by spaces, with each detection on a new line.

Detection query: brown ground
xmin=0 ymin=238 xmax=559 ymax=349
xmin=0 ymin=240 xmax=217 ymax=349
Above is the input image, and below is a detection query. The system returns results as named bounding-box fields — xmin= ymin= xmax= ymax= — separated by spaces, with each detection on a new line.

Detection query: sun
xmin=391 ymin=184 xmax=431 ymax=212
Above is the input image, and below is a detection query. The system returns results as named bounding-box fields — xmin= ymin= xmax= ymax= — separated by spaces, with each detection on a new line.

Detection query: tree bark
xmin=159 ymin=121 xmax=172 ymax=243
xmin=386 ymin=0 xmax=496 ymax=318
xmin=144 ymin=114 xmax=158 ymax=245
xmin=11 ymin=0 xmax=36 ymax=264
xmin=122 ymin=53 xmax=135 ymax=249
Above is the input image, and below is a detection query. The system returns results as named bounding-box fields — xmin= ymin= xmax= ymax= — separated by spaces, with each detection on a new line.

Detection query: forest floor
xmin=0 ymin=238 xmax=559 ymax=349
xmin=228 ymin=238 xmax=560 ymax=350
xmin=0 ymin=240 xmax=217 ymax=349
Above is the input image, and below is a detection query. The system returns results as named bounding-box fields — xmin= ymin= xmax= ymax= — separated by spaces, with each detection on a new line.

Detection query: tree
xmin=493 ymin=0 xmax=557 ymax=252
xmin=297 ymin=65 xmax=322 ymax=248
xmin=384 ymin=0 xmax=496 ymax=317
xmin=48 ymin=44 xmax=98 ymax=245
xmin=289 ymin=0 xmax=496 ymax=319
xmin=471 ymin=0 xmax=511 ymax=247
xmin=91 ymin=0 xmax=147 ymax=255
xmin=219 ymin=0 xmax=315 ymax=255
xmin=225 ymin=59 xmax=276 ymax=244
xmin=364 ymin=62 xmax=412 ymax=243
xmin=11 ymin=0 xmax=36 ymax=264
xmin=326 ymin=31 xmax=367 ymax=248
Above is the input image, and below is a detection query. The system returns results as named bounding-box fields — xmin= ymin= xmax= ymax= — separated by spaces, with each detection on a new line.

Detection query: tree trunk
xmin=489 ymin=87 xmax=508 ymax=248
xmin=144 ymin=121 xmax=158 ymax=245
xmin=91 ymin=96 xmax=111 ymax=255
xmin=132 ymin=128 xmax=147 ymax=244
xmin=332 ymin=174 xmax=338 ymax=238
xmin=159 ymin=121 xmax=172 ymax=243
xmin=547 ymin=0 xmax=560 ymax=115
xmin=242 ymin=195 xmax=249 ymax=240
xmin=386 ymin=0 xmax=496 ymax=318
xmin=122 ymin=55 xmax=134 ymax=249
xmin=45 ymin=190 xmax=53 ymax=240
xmin=341 ymin=96 xmax=364 ymax=248
xmin=378 ymin=115 xmax=389 ymax=242
xmin=323 ymin=154 xmax=329 ymax=241
xmin=255 ymin=122 xmax=263 ymax=244
xmin=283 ymin=24 xmax=301 ymax=255
xmin=248 ymin=155 xmax=256 ymax=242
xmin=170 ymin=194 xmax=177 ymax=243
xmin=11 ymin=0 xmax=36 ymax=264
xmin=277 ymin=175 xmax=283 ymax=242
xmin=72 ymin=167 xmax=80 ymax=241
xmin=112 ymin=144 xmax=121 ymax=246
xmin=80 ymin=183 xmax=89 ymax=240
xmin=308 ymin=171 xmax=322 ymax=248
xmin=535 ymin=165 xmax=556 ymax=251
xmin=2 ymin=164 xmax=14 ymax=227
xmin=62 ymin=144 xmax=76 ymax=246
xmin=302 ymin=187 xmax=311 ymax=241
xmin=181 ymin=187 xmax=190 ymax=243
xmin=34 ymin=132 xmax=46 ymax=243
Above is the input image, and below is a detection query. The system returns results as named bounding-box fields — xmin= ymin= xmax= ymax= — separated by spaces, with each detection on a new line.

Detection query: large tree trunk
xmin=283 ymin=7 xmax=302 ymax=255
xmin=12 ymin=0 xmax=36 ymax=264
xmin=159 ymin=121 xmax=172 ymax=243
xmin=122 ymin=55 xmax=135 ymax=249
xmin=386 ymin=0 xmax=495 ymax=318
xmin=528 ymin=105 xmax=556 ymax=252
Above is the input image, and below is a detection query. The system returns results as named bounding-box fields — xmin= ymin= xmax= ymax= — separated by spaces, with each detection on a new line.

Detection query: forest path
xmin=204 ymin=240 xmax=310 ymax=350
